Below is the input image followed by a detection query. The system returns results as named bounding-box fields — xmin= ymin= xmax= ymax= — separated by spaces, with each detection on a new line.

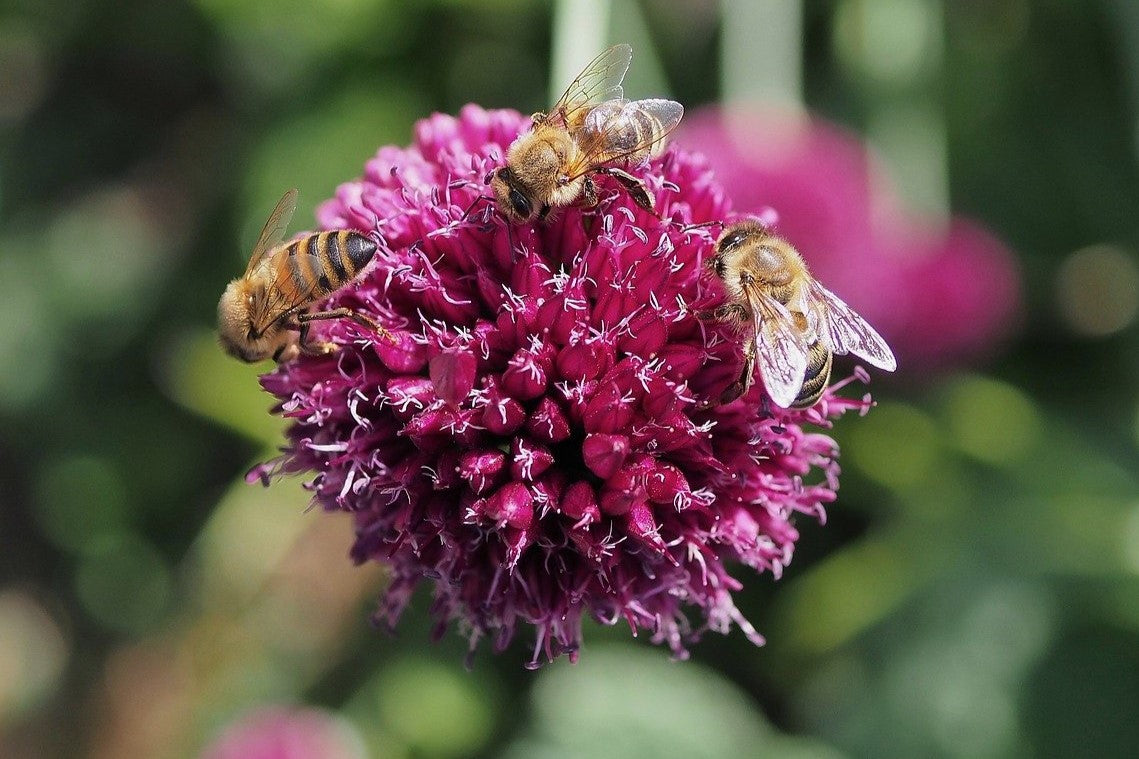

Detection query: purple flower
xmin=200 ymin=707 xmax=365 ymax=759
xmin=252 ymin=105 xmax=873 ymax=667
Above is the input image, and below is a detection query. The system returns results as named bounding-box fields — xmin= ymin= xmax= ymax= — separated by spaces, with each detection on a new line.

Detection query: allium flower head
xmin=252 ymin=105 xmax=872 ymax=667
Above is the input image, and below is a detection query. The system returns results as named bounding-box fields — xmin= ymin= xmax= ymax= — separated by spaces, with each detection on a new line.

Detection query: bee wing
xmin=245 ymin=188 xmax=299 ymax=277
xmin=546 ymin=43 xmax=633 ymax=129
xmin=250 ymin=246 xmax=324 ymax=332
xmin=566 ymin=98 xmax=685 ymax=180
xmin=806 ymin=280 xmax=897 ymax=371
xmin=744 ymin=283 xmax=810 ymax=409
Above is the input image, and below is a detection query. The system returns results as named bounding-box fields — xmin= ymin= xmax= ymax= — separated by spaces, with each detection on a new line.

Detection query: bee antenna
xmin=461 ymin=194 xmax=496 ymax=222
xmin=675 ymin=219 xmax=727 ymax=233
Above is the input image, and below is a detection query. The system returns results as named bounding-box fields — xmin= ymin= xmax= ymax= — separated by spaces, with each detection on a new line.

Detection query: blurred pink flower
xmin=200 ymin=707 xmax=365 ymax=759
xmin=252 ymin=105 xmax=877 ymax=667
xmin=680 ymin=109 xmax=1021 ymax=369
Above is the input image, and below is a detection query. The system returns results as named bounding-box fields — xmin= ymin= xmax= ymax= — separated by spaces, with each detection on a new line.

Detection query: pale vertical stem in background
xmin=551 ymin=0 xmax=612 ymax=103
xmin=868 ymin=101 xmax=948 ymax=228
xmin=721 ymin=0 xmax=804 ymax=110
xmin=852 ymin=0 xmax=950 ymax=230
xmin=610 ymin=0 xmax=670 ymax=97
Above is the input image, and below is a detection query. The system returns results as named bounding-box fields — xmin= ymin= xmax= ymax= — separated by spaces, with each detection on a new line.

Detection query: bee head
xmin=703 ymin=222 xmax=745 ymax=280
xmin=217 ymin=279 xmax=282 ymax=363
xmin=488 ymin=166 xmax=536 ymax=222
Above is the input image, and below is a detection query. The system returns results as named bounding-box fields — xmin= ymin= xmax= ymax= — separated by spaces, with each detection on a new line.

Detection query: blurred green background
xmin=3 ymin=0 xmax=1139 ymax=757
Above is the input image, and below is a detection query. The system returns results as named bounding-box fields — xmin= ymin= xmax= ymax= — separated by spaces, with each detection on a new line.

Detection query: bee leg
xmin=461 ymin=194 xmax=494 ymax=222
xmin=291 ymin=319 xmax=338 ymax=357
xmin=273 ymin=341 xmax=302 ymax=363
xmin=679 ymin=219 xmax=726 ymax=233
xmin=696 ymin=302 xmax=748 ymax=323
xmin=538 ymin=204 xmax=553 ymax=221
xmin=582 ymin=176 xmax=599 ymax=207
xmin=720 ymin=337 xmax=756 ymax=404
xmin=298 ymin=308 xmax=396 ymax=343
xmin=600 ymin=167 xmax=655 ymax=214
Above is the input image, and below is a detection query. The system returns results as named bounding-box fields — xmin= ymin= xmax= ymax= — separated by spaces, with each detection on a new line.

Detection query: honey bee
xmin=488 ymin=43 xmax=684 ymax=223
xmin=217 ymin=188 xmax=389 ymax=363
xmin=707 ymin=220 xmax=897 ymax=408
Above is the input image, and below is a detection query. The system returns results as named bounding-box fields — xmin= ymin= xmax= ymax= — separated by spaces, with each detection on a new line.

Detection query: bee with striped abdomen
xmin=488 ymin=43 xmax=684 ymax=223
xmin=217 ymin=188 xmax=390 ymax=363
xmin=707 ymin=219 xmax=896 ymax=408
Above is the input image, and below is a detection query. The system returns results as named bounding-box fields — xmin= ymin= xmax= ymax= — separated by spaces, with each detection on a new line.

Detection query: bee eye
xmin=718 ymin=229 xmax=750 ymax=253
xmin=509 ymin=189 xmax=532 ymax=219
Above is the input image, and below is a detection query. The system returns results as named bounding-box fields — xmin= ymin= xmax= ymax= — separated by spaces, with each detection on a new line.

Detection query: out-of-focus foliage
xmin=1 ymin=0 xmax=1138 ymax=757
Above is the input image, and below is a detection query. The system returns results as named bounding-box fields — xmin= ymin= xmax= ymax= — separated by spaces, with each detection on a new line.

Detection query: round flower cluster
xmin=252 ymin=105 xmax=872 ymax=667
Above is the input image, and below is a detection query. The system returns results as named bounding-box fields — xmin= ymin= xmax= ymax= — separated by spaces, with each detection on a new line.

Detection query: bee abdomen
xmin=341 ymin=231 xmax=377 ymax=272
xmin=585 ymin=101 xmax=663 ymax=163
xmin=791 ymin=342 xmax=833 ymax=408
xmin=288 ymin=231 xmax=374 ymax=292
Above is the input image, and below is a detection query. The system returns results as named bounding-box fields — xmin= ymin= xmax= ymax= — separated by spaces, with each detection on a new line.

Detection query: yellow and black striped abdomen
xmin=283 ymin=231 xmax=377 ymax=298
xmin=791 ymin=341 xmax=833 ymax=409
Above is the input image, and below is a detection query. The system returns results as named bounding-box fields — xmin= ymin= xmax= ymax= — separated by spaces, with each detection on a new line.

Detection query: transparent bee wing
xmin=567 ymin=98 xmax=685 ymax=180
xmin=246 ymin=188 xmax=299 ymax=277
xmin=547 ymin=44 xmax=633 ymax=129
xmin=806 ymin=279 xmax=897 ymax=371
xmin=247 ymin=245 xmax=324 ymax=334
xmin=745 ymin=284 xmax=810 ymax=408
xmin=624 ymin=98 xmax=685 ymax=158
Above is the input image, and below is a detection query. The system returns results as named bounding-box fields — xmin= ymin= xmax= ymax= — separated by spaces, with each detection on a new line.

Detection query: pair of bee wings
xmin=242 ymin=188 xmax=327 ymax=326
xmin=745 ymin=280 xmax=897 ymax=409
xmin=245 ymin=188 xmax=298 ymax=277
xmin=544 ymin=43 xmax=684 ymax=181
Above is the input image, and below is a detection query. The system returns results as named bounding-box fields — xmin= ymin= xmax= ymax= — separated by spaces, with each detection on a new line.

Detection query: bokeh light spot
xmin=375 ymin=657 xmax=494 ymax=758
xmin=158 ymin=329 xmax=286 ymax=443
xmin=0 ymin=591 xmax=68 ymax=721
xmin=1123 ymin=503 xmax=1139 ymax=575
xmin=0 ymin=22 xmax=48 ymax=123
xmin=241 ymin=81 xmax=424 ymax=244
xmin=34 ymin=454 xmax=130 ymax=551
xmin=46 ymin=187 xmax=168 ymax=329
xmin=959 ymin=581 xmax=1055 ymax=684
xmin=193 ymin=0 xmax=404 ymax=94
xmin=835 ymin=0 xmax=940 ymax=87
xmin=942 ymin=374 xmax=1040 ymax=465
xmin=928 ymin=670 xmax=1017 ymax=758
xmin=75 ymin=533 xmax=172 ymax=633
xmin=1134 ymin=400 xmax=1139 ymax=451
xmin=192 ymin=470 xmax=312 ymax=604
xmin=508 ymin=644 xmax=844 ymax=759
xmin=845 ymin=403 xmax=939 ymax=490
xmin=1056 ymin=244 xmax=1139 ymax=337
xmin=777 ymin=539 xmax=917 ymax=654
xmin=0 ymin=254 xmax=60 ymax=411
xmin=200 ymin=706 xmax=367 ymax=759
